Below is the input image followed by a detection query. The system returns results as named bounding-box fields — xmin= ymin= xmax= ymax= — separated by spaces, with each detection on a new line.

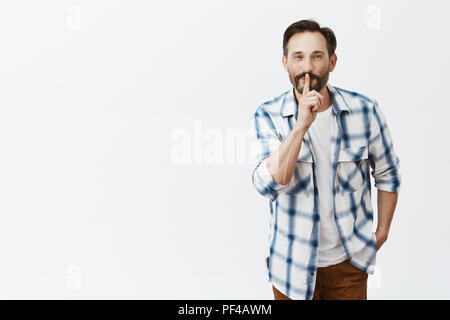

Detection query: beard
xmin=292 ymin=70 xmax=329 ymax=94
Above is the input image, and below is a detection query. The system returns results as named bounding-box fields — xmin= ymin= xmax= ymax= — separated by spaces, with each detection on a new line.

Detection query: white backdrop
xmin=0 ymin=0 xmax=448 ymax=299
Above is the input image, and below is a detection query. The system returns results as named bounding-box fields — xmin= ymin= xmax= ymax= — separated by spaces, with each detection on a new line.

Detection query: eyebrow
xmin=291 ymin=50 xmax=325 ymax=56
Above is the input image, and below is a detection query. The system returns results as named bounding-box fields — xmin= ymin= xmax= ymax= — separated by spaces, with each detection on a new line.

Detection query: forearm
xmin=265 ymin=124 xmax=307 ymax=186
xmin=376 ymin=189 xmax=399 ymax=236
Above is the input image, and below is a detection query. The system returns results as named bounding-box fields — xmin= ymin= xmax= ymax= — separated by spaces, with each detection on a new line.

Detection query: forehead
xmin=287 ymin=31 xmax=327 ymax=55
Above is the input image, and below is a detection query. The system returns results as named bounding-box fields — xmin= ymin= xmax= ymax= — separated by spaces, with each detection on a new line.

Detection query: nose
xmin=302 ymin=58 xmax=313 ymax=74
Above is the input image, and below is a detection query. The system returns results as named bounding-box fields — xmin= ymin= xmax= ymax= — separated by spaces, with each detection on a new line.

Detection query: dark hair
xmin=283 ymin=19 xmax=337 ymax=57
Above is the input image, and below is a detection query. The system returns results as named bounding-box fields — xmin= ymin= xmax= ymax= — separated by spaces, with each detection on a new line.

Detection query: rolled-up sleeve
xmin=251 ymin=108 xmax=288 ymax=201
xmin=368 ymin=100 xmax=402 ymax=194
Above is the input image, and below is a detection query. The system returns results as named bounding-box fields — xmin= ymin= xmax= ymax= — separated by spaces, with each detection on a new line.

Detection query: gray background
xmin=0 ymin=0 xmax=448 ymax=299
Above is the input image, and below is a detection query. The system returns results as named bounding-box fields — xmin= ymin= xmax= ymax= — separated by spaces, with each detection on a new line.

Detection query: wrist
xmin=376 ymin=226 xmax=387 ymax=234
xmin=376 ymin=227 xmax=389 ymax=239
xmin=293 ymin=124 xmax=308 ymax=137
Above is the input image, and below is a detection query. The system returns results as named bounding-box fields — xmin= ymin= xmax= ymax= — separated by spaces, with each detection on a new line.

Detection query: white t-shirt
xmin=307 ymin=105 xmax=348 ymax=267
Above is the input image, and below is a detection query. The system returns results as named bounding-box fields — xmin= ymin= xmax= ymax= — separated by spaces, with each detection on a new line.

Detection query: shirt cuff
xmin=375 ymin=181 xmax=401 ymax=194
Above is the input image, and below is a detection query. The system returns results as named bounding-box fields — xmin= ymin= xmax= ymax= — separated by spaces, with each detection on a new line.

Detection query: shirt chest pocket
xmin=284 ymin=147 xmax=314 ymax=195
xmin=336 ymin=146 xmax=368 ymax=194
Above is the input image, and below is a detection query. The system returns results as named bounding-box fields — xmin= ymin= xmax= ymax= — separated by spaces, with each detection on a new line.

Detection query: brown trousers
xmin=272 ymin=259 xmax=368 ymax=300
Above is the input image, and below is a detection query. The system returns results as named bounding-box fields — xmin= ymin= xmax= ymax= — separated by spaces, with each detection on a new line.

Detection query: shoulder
xmin=254 ymin=90 xmax=290 ymax=118
xmin=332 ymin=85 xmax=378 ymax=112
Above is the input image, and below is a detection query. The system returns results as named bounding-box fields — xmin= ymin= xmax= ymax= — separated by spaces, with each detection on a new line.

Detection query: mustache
xmin=295 ymin=72 xmax=321 ymax=83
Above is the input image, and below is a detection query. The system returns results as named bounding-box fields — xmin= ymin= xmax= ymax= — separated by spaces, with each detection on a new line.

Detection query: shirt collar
xmin=281 ymin=83 xmax=350 ymax=118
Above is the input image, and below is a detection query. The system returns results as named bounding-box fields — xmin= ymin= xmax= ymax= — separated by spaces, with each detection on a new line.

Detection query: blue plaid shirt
xmin=251 ymin=83 xmax=401 ymax=300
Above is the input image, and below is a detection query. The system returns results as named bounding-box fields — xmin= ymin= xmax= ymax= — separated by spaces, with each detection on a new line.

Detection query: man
xmin=251 ymin=19 xmax=401 ymax=300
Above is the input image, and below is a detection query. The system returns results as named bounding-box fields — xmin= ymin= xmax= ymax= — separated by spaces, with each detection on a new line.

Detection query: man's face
xmin=282 ymin=31 xmax=336 ymax=94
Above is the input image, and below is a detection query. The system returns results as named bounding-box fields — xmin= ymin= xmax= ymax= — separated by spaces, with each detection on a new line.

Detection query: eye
xmin=314 ymin=55 xmax=322 ymax=59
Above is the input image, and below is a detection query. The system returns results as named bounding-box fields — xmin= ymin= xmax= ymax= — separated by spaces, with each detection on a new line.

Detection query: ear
xmin=329 ymin=54 xmax=337 ymax=72
xmin=282 ymin=55 xmax=288 ymax=72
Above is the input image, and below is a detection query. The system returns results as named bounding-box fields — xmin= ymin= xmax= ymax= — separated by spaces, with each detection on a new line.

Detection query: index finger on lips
xmin=303 ymin=74 xmax=310 ymax=95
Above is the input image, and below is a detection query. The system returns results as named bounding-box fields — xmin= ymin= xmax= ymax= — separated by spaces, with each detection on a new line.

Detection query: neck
xmin=294 ymin=84 xmax=332 ymax=112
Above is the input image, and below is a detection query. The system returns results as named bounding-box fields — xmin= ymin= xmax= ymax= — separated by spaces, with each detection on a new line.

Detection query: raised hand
xmin=295 ymin=73 xmax=324 ymax=131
